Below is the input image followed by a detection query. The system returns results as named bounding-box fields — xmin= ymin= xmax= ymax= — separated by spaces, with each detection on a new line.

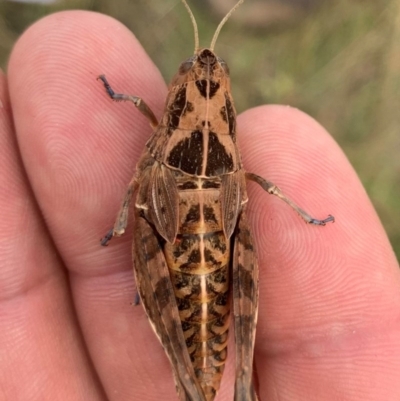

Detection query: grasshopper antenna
xmin=210 ymin=0 xmax=244 ymax=51
xmin=181 ymin=0 xmax=199 ymax=53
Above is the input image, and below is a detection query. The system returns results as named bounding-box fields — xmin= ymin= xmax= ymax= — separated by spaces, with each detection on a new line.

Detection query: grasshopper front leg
xmin=98 ymin=75 xmax=159 ymax=128
xmin=98 ymin=74 xmax=159 ymax=246
xmin=245 ymin=172 xmax=334 ymax=225
xmin=101 ymin=176 xmax=139 ymax=246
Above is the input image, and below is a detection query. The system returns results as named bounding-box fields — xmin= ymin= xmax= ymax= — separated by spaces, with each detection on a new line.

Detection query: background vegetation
xmin=1 ymin=0 xmax=399 ymax=260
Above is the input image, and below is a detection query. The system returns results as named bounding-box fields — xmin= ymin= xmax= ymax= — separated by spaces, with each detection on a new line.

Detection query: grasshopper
xmin=99 ymin=0 xmax=334 ymax=400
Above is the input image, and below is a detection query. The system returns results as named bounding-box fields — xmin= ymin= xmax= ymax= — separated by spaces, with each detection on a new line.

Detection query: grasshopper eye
xmin=218 ymin=57 xmax=230 ymax=75
xmin=179 ymin=57 xmax=196 ymax=74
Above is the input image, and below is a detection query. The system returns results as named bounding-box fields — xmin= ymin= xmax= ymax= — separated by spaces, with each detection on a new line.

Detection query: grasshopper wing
xmin=147 ymin=162 xmax=179 ymax=244
xmin=221 ymin=171 xmax=243 ymax=239
xmin=133 ymin=208 xmax=206 ymax=401
xmin=232 ymin=210 xmax=259 ymax=401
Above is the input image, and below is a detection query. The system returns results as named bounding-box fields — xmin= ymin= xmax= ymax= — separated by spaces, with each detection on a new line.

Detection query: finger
xmin=0 ymin=70 xmax=105 ymax=400
xmin=8 ymin=10 xmax=178 ymax=401
xmin=238 ymin=105 xmax=400 ymax=400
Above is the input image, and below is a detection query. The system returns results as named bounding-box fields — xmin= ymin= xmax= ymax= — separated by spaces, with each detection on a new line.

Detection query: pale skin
xmin=1 ymin=10 xmax=400 ymax=401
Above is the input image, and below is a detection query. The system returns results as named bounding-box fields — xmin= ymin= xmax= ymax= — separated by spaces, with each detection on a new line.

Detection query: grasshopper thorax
xmin=151 ymin=45 xmax=239 ymax=178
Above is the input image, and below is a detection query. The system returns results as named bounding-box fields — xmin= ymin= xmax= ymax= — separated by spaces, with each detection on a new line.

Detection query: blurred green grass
xmin=1 ymin=0 xmax=399 ymax=261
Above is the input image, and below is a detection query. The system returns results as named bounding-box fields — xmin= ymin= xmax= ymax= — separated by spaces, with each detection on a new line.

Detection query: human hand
xmin=1 ymin=11 xmax=399 ymax=401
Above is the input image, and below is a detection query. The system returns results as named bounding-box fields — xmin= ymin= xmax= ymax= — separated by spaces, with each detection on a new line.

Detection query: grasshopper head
xmin=169 ymin=48 xmax=230 ymax=89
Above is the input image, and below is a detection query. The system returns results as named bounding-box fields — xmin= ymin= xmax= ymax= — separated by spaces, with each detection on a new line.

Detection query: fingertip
xmin=238 ymin=104 xmax=385 ymax=246
xmin=7 ymin=10 xmax=167 ymax=264
xmin=238 ymin=104 xmax=398 ymax=343
xmin=239 ymin=105 xmax=340 ymax=183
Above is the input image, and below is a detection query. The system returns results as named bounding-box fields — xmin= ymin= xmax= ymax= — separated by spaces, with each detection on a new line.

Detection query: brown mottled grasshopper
xmin=99 ymin=1 xmax=334 ymax=400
